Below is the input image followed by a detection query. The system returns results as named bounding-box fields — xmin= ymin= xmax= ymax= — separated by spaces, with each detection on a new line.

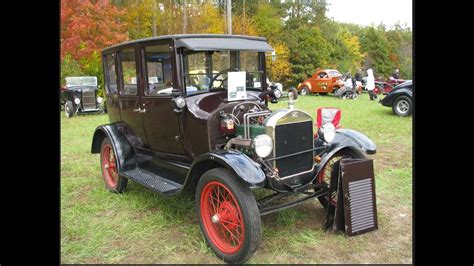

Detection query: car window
xmin=240 ymin=51 xmax=263 ymax=89
xmin=118 ymin=48 xmax=138 ymax=96
xmin=319 ymin=72 xmax=328 ymax=78
xmin=329 ymin=71 xmax=341 ymax=77
xmin=144 ymin=45 xmax=173 ymax=96
xmin=105 ymin=53 xmax=118 ymax=94
xmin=184 ymin=50 xmax=263 ymax=95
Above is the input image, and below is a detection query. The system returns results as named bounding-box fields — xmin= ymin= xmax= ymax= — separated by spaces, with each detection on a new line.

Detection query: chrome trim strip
xmin=264 ymin=109 xmax=314 ymax=171
xmin=279 ymin=163 xmax=316 ymax=180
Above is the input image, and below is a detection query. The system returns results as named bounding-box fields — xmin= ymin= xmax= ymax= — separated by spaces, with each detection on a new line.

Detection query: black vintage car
xmin=379 ymin=80 xmax=413 ymax=116
xmin=91 ymin=34 xmax=376 ymax=263
xmin=61 ymin=76 xmax=106 ymax=117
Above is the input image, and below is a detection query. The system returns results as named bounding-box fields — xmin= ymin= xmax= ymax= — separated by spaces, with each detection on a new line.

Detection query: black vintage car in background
xmin=91 ymin=34 xmax=377 ymax=263
xmin=379 ymin=80 xmax=413 ymax=116
xmin=61 ymin=76 xmax=106 ymax=118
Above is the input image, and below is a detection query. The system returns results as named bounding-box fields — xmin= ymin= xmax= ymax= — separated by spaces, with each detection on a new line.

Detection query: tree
xmin=266 ymin=42 xmax=291 ymax=85
xmin=331 ymin=27 xmax=364 ymax=73
xmin=188 ymin=3 xmax=225 ymax=34
xmin=285 ymin=26 xmax=333 ymax=84
xmin=61 ymin=54 xmax=84 ymax=86
xmin=359 ymin=27 xmax=394 ymax=77
xmin=253 ymin=3 xmax=283 ymax=43
xmin=61 ymin=0 xmax=129 ymax=60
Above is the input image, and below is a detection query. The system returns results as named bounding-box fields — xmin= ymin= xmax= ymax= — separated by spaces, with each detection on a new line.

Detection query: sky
xmin=326 ymin=0 xmax=412 ymax=29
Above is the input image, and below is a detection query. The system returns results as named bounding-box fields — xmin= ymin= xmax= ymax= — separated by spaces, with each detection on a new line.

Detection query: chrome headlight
xmin=97 ymin=96 xmax=103 ymax=103
xmin=318 ymin=123 xmax=336 ymax=143
xmin=253 ymin=134 xmax=273 ymax=158
xmin=74 ymin=97 xmax=80 ymax=104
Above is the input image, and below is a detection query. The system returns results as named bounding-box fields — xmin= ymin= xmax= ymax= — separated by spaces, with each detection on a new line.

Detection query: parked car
xmin=379 ymin=80 xmax=413 ymax=116
xmin=254 ymin=78 xmax=283 ymax=98
xmin=91 ymin=34 xmax=376 ymax=263
xmin=297 ymin=69 xmax=345 ymax=96
xmin=61 ymin=76 xmax=105 ymax=118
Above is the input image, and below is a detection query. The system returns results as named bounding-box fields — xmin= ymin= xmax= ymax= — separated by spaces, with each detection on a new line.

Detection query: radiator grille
xmin=82 ymin=90 xmax=96 ymax=110
xmin=274 ymin=121 xmax=313 ymax=177
xmin=348 ymin=178 xmax=375 ymax=233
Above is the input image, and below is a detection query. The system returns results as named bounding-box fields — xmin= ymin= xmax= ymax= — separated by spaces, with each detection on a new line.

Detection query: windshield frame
xmin=180 ymin=49 xmax=266 ymax=97
xmin=65 ymin=76 xmax=98 ymax=87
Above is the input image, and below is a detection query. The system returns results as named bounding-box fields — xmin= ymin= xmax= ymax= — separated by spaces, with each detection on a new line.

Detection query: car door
xmin=117 ymin=45 xmax=149 ymax=147
xmin=103 ymin=52 xmax=121 ymax=123
xmin=315 ymin=71 xmax=331 ymax=93
xmin=139 ymin=42 xmax=187 ymax=159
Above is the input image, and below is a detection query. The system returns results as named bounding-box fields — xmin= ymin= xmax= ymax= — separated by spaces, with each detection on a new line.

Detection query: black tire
xmin=315 ymin=149 xmax=365 ymax=209
xmin=100 ymin=137 xmax=128 ymax=193
xmin=287 ymin=87 xmax=298 ymax=100
xmin=65 ymin=101 xmax=74 ymax=118
xmin=299 ymin=86 xmax=310 ymax=96
xmin=196 ymin=168 xmax=261 ymax=263
xmin=392 ymin=95 xmax=412 ymax=116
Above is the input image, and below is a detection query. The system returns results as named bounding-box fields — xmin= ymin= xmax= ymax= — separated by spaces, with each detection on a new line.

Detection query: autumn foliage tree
xmin=61 ymin=0 xmax=128 ymax=60
xmin=61 ymin=0 xmax=129 ymax=89
xmin=61 ymin=0 xmax=412 ymax=90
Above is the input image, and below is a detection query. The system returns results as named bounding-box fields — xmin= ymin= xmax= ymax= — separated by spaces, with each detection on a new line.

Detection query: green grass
xmin=61 ymin=93 xmax=412 ymax=264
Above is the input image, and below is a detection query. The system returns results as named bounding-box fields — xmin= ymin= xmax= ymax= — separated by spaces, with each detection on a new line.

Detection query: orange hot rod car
xmin=297 ymin=69 xmax=345 ymax=96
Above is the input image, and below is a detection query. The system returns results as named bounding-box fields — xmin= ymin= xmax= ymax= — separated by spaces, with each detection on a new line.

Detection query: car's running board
xmin=121 ymin=168 xmax=182 ymax=195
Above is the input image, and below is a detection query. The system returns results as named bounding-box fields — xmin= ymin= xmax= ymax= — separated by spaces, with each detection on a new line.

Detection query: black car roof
xmin=102 ymin=34 xmax=273 ymax=54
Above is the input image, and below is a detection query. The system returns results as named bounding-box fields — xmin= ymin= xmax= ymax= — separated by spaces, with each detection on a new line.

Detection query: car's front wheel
xmin=196 ymin=168 xmax=261 ymax=263
xmin=393 ymin=96 xmax=412 ymax=116
xmin=300 ymin=86 xmax=310 ymax=96
xmin=315 ymin=150 xmax=366 ymax=209
xmin=64 ymin=101 xmax=74 ymax=118
xmin=273 ymin=88 xmax=282 ymax=99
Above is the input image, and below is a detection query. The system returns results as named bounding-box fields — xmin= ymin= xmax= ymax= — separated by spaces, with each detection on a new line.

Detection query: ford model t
xmin=91 ymin=34 xmax=376 ymax=263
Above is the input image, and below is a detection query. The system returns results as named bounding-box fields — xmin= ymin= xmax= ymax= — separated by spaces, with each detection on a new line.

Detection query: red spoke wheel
xmin=196 ymin=168 xmax=261 ymax=263
xmin=315 ymin=150 xmax=365 ymax=209
xmin=100 ymin=137 xmax=127 ymax=193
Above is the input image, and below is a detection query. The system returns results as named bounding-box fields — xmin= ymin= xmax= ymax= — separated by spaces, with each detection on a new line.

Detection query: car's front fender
xmin=314 ymin=129 xmax=376 ymax=175
xmin=183 ymin=149 xmax=266 ymax=191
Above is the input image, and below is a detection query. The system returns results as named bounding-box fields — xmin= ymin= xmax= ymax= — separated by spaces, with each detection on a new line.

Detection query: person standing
xmin=366 ymin=68 xmax=377 ymax=100
xmin=392 ymin=68 xmax=400 ymax=79
xmin=355 ymin=68 xmax=363 ymax=82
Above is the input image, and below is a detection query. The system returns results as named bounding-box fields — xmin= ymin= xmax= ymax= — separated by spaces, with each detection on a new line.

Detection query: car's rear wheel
xmin=393 ymin=96 xmax=412 ymax=116
xmin=196 ymin=168 xmax=261 ymax=263
xmin=316 ymin=150 xmax=365 ymax=209
xmin=300 ymin=86 xmax=310 ymax=96
xmin=65 ymin=101 xmax=74 ymax=118
xmin=100 ymin=137 xmax=127 ymax=193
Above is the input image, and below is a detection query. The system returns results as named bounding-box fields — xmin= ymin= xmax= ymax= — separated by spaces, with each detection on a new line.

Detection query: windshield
xmin=183 ymin=50 xmax=263 ymax=95
xmin=65 ymin=76 xmax=97 ymax=87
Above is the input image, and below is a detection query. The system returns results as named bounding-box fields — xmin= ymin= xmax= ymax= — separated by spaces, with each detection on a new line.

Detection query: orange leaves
xmin=61 ymin=0 xmax=128 ymax=61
